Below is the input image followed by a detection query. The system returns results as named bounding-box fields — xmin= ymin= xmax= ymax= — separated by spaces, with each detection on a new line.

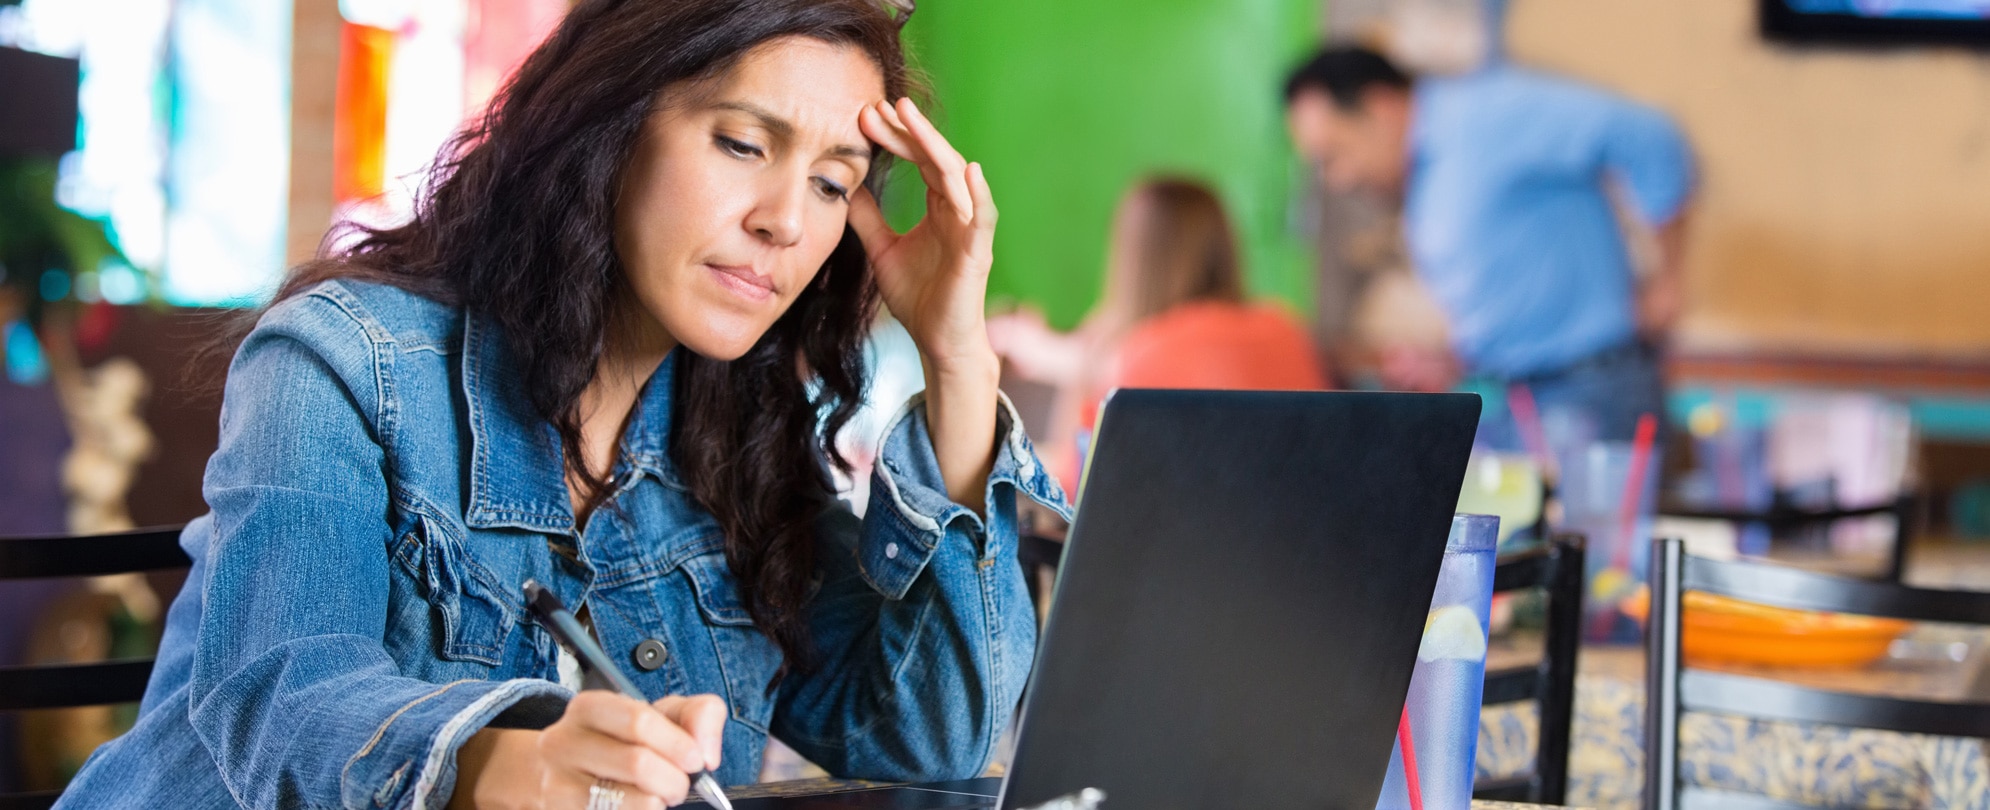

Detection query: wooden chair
xmin=0 ymin=525 xmax=190 ymax=810
xmin=1645 ymin=536 xmax=1990 ymax=810
xmin=1474 ymin=533 xmax=1586 ymax=805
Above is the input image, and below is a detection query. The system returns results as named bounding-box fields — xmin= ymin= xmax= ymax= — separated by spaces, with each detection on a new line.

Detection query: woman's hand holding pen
xmin=451 ymin=692 xmax=727 ymax=809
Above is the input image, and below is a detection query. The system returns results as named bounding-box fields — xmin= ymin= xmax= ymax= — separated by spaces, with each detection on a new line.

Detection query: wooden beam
xmin=286 ymin=0 xmax=341 ymax=269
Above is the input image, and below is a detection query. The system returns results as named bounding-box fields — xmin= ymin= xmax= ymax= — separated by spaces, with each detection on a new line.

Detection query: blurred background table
xmin=1478 ymin=627 xmax=1990 ymax=810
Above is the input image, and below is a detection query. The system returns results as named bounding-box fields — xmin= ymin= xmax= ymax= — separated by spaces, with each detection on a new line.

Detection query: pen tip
xmin=696 ymin=775 xmax=733 ymax=810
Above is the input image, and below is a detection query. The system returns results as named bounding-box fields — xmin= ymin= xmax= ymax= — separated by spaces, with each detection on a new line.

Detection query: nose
xmin=744 ymin=173 xmax=807 ymax=248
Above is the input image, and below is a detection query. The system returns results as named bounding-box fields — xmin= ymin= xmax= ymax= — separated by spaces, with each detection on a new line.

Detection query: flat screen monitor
xmin=1762 ymin=0 xmax=1990 ymax=46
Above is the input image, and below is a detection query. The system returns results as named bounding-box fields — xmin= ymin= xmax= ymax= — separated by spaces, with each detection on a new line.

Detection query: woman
xmin=990 ymin=178 xmax=1325 ymax=488
xmin=58 ymin=1 xmax=1066 ymax=808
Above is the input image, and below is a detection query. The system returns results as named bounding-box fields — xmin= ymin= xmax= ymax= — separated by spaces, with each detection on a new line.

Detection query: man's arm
xmin=1638 ymin=211 xmax=1691 ymax=338
xmin=1598 ymin=98 xmax=1697 ymax=339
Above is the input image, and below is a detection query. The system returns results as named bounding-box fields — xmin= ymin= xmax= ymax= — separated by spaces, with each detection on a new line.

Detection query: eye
xmin=715 ymin=134 xmax=763 ymax=159
xmin=813 ymin=176 xmax=850 ymax=202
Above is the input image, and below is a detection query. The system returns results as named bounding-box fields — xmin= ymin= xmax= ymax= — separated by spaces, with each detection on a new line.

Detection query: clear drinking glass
xmin=1557 ymin=441 xmax=1662 ymax=643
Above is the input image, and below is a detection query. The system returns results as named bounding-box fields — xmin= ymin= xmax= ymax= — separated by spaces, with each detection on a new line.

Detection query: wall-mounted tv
xmin=1762 ymin=0 xmax=1990 ymax=46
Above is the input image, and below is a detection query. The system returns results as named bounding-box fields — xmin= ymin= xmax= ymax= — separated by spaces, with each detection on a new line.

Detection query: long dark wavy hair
xmin=276 ymin=0 xmax=915 ymax=670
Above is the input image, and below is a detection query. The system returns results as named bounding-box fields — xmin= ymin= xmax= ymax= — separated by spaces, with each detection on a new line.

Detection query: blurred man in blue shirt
xmin=1283 ymin=46 xmax=1695 ymax=443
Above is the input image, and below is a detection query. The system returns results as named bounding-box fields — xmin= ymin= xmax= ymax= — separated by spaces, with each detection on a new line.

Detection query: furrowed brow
xmin=712 ymin=101 xmax=795 ymax=140
xmin=712 ymin=100 xmax=871 ymax=165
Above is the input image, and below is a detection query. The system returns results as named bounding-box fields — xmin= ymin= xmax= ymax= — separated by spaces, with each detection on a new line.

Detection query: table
xmin=724 ymin=778 xmax=1579 ymax=810
xmin=1478 ymin=630 xmax=1990 ymax=810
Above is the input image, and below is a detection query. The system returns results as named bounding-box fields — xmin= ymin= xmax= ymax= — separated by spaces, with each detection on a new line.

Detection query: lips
xmin=706 ymin=263 xmax=775 ymax=302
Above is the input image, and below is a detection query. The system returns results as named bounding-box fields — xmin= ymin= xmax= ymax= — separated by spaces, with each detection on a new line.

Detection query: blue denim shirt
xmin=59 ymin=280 xmax=1069 ymax=809
xmin=1406 ymin=66 xmax=1694 ymax=377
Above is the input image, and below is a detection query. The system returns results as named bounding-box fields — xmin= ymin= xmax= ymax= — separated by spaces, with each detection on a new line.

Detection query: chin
xmin=671 ymin=315 xmax=779 ymax=362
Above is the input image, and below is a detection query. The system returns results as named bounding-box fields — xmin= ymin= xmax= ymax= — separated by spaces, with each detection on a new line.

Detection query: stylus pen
xmin=523 ymin=579 xmax=734 ymax=810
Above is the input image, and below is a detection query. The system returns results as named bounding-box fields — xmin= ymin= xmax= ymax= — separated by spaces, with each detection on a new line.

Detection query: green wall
xmin=888 ymin=0 xmax=1321 ymax=330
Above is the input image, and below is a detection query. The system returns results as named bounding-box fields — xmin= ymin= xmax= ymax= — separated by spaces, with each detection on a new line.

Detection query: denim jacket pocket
xmin=389 ymin=513 xmax=515 ymax=666
xmin=677 ymin=549 xmax=781 ymax=733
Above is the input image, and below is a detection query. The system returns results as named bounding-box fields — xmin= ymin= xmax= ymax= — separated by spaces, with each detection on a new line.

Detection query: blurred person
xmin=1283 ymin=46 xmax=1695 ymax=443
xmin=990 ymin=178 xmax=1325 ymax=489
xmin=57 ymin=1 xmax=1067 ymax=808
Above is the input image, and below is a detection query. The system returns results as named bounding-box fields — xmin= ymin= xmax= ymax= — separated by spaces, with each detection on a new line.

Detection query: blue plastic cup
xmin=1375 ymin=514 xmax=1499 ymax=810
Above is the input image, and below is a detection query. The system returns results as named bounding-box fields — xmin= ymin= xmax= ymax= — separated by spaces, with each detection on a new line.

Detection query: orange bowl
xmin=1622 ymin=586 xmax=1909 ymax=669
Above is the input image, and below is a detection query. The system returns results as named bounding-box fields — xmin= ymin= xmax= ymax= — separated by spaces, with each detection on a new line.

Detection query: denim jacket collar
xmin=617 ymin=348 xmax=679 ymax=486
xmin=460 ymin=313 xmax=683 ymax=534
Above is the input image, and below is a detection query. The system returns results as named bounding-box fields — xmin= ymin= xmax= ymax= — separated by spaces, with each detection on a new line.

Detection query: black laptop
xmin=716 ymin=390 xmax=1480 ymax=810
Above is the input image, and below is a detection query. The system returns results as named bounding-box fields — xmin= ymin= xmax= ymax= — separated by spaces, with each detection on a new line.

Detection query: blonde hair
xmin=1096 ymin=177 xmax=1244 ymax=335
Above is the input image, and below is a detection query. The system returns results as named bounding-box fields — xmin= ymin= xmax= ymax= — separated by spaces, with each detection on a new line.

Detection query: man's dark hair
xmin=1282 ymin=45 xmax=1414 ymax=110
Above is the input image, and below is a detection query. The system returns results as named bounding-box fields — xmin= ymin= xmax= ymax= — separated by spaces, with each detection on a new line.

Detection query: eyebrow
xmin=712 ymin=100 xmax=872 ymax=162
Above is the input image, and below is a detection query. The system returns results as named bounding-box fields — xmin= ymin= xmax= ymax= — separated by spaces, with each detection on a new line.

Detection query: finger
xmin=897 ymin=99 xmax=967 ymax=175
xmin=655 ymin=694 xmax=729 ymax=771
xmin=863 ymin=107 xmax=961 ymax=220
xmin=966 ymin=162 xmax=998 ymax=259
xmin=565 ymin=692 xmax=706 ymax=775
xmin=896 ymin=98 xmax=973 ymax=220
xmin=859 ymin=102 xmax=924 ymax=166
xmin=846 ymin=185 xmax=896 ymax=259
xmin=871 ymin=99 xmax=967 ymax=222
xmin=874 ymin=100 xmax=924 ymax=159
xmin=546 ymin=775 xmax=668 ymax=810
xmin=545 ymin=728 xmax=689 ymax=805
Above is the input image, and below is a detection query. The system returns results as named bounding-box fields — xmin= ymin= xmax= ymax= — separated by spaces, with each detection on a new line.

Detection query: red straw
xmin=1397 ymin=707 xmax=1425 ymax=810
xmin=1588 ymin=412 xmax=1659 ymax=639
xmin=1505 ymin=384 xmax=1554 ymax=475
xmin=1612 ymin=413 xmax=1660 ymax=573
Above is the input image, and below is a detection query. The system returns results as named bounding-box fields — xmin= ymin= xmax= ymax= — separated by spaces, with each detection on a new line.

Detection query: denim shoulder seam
xmin=303 ymin=281 xmax=405 ymax=460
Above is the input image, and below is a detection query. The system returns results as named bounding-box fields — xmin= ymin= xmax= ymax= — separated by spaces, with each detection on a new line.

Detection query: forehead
xmin=702 ymin=37 xmax=885 ymax=135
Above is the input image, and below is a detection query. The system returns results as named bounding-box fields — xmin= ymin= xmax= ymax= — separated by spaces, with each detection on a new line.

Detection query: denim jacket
xmin=59 ymin=280 xmax=1069 ymax=809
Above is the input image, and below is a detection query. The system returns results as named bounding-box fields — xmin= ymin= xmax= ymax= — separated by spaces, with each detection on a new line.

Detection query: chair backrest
xmin=0 ymin=525 xmax=191 ymax=810
xmin=1645 ymin=536 xmax=1990 ymax=810
xmin=1474 ymin=533 xmax=1586 ymax=806
xmin=1660 ymin=493 xmax=1918 ymax=582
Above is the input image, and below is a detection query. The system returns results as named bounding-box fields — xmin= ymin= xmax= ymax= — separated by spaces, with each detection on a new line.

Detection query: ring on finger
xmin=586 ymin=779 xmax=626 ymax=810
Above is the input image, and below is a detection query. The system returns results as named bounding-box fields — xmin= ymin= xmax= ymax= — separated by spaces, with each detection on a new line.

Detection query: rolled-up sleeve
xmin=186 ymin=292 xmax=565 ymax=810
xmin=1600 ymin=99 xmax=1697 ymax=226
xmin=773 ymin=391 xmax=1069 ymax=781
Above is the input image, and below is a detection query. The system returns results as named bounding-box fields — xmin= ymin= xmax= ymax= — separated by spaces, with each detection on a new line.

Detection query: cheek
xmin=790 ymin=215 xmax=849 ymax=284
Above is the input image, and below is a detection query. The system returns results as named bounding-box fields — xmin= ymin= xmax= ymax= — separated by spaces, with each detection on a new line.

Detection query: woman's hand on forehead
xmin=846 ymin=97 xmax=997 ymax=371
xmin=847 ymin=96 xmax=1003 ymax=512
xmin=857 ymin=98 xmax=975 ymax=223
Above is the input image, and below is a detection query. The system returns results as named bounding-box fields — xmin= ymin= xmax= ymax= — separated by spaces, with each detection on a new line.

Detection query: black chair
xmin=0 ymin=525 xmax=190 ymax=810
xmin=1017 ymin=531 xmax=1066 ymax=620
xmin=1660 ymin=492 xmax=1919 ymax=582
xmin=1645 ymin=536 xmax=1990 ymax=810
xmin=1474 ymin=533 xmax=1586 ymax=805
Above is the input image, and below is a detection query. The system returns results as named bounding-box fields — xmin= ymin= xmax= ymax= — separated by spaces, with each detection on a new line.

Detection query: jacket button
xmin=633 ymin=639 xmax=668 ymax=671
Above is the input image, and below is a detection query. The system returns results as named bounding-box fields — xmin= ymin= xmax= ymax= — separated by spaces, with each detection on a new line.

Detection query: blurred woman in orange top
xmin=989 ymin=177 xmax=1327 ymax=490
